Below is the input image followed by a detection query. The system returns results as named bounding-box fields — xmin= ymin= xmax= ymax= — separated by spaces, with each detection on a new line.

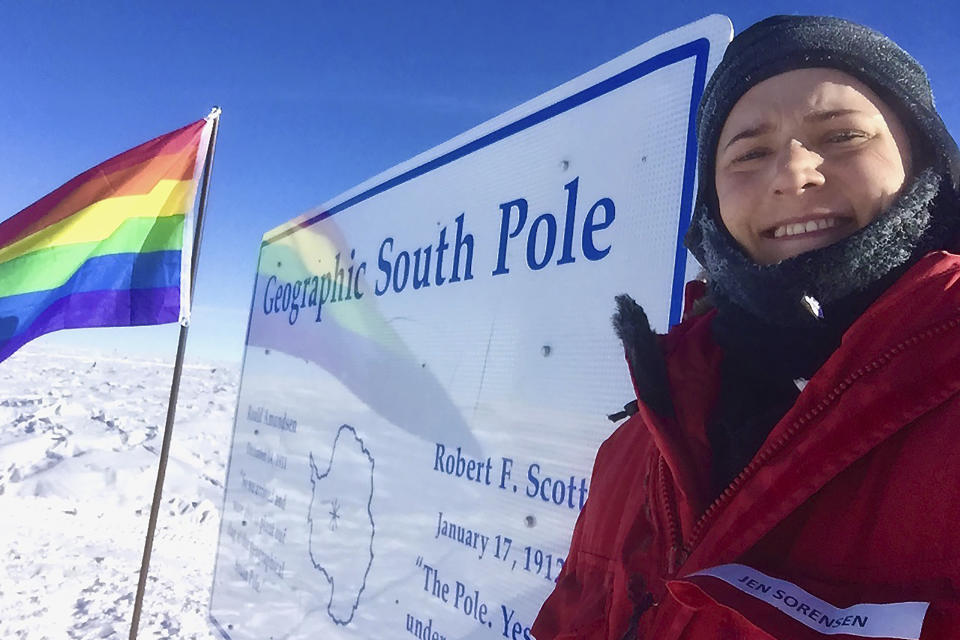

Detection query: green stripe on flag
xmin=0 ymin=215 xmax=184 ymax=298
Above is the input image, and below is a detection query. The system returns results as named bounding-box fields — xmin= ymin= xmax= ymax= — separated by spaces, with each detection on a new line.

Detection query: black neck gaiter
xmin=700 ymin=168 xmax=947 ymax=332
xmin=696 ymin=169 xmax=957 ymax=493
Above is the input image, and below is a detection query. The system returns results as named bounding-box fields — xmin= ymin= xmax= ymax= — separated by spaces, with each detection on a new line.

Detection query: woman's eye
xmin=826 ymin=130 xmax=868 ymax=143
xmin=733 ymin=148 xmax=769 ymax=163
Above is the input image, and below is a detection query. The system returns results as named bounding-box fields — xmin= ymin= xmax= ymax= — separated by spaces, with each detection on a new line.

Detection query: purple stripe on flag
xmin=0 ymin=287 xmax=180 ymax=363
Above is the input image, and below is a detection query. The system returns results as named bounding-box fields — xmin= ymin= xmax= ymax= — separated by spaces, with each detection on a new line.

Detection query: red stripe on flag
xmin=0 ymin=119 xmax=205 ymax=248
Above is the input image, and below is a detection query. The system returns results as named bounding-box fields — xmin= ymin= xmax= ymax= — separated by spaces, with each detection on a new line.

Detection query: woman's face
xmin=714 ymin=68 xmax=912 ymax=265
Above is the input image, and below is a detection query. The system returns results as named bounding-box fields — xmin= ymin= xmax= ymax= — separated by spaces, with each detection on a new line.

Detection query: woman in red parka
xmin=532 ymin=15 xmax=960 ymax=640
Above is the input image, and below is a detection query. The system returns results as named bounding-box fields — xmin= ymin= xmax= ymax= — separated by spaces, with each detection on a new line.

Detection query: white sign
xmin=209 ymin=15 xmax=731 ymax=640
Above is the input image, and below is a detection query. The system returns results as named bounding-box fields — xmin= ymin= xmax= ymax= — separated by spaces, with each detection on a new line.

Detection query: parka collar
xmin=616 ymin=251 xmax=960 ymax=573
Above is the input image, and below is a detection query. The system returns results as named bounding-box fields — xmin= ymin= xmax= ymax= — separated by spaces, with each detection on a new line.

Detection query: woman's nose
xmin=771 ymin=139 xmax=825 ymax=196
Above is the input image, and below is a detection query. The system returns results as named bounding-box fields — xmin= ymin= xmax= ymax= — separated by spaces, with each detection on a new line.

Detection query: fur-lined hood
xmin=611 ymin=295 xmax=674 ymax=420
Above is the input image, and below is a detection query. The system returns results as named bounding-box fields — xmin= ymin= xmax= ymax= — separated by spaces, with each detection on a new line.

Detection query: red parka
xmin=532 ymin=250 xmax=960 ymax=639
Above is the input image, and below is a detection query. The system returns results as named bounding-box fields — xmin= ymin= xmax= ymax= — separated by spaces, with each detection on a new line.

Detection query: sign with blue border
xmin=210 ymin=15 xmax=731 ymax=640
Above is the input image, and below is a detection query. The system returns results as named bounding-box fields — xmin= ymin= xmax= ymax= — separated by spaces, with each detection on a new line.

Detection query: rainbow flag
xmin=0 ymin=116 xmax=215 ymax=363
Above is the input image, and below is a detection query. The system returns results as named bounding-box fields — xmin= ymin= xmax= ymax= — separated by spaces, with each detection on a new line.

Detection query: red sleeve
xmin=531 ymin=498 xmax=611 ymax=639
xmin=532 ymin=416 xmax=653 ymax=639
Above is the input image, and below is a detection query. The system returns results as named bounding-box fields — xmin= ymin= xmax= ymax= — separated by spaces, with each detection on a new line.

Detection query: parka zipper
xmin=663 ymin=314 xmax=960 ymax=570
xmin=658 ymin=455 xmax=684 ymax=574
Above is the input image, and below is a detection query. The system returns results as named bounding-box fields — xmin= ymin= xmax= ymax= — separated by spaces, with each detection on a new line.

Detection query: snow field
xmin=0 ymin=344 xmax=238 ymax=639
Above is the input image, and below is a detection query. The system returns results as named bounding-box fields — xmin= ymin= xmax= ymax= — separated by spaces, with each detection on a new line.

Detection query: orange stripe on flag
xmin=5 ymin=152 xmax=198 ymax=247
xmin=0 ymin=119 xmax=205 ymax=248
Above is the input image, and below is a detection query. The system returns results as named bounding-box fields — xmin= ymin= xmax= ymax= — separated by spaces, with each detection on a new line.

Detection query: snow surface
xmin=0 ymin=343 xmax=238 ymax=640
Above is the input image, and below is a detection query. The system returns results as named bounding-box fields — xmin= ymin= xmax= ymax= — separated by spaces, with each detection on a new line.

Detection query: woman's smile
xmin=714 ymin=68 xmax=911 ymax=264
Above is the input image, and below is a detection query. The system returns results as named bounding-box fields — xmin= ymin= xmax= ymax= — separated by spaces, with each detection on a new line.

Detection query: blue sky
xmin=1 ymin=1 xmax=957 ymax=364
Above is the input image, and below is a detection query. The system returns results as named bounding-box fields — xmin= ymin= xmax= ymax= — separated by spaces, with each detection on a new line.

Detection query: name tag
xmin=687 ymin=564 xmax=929 ymax=639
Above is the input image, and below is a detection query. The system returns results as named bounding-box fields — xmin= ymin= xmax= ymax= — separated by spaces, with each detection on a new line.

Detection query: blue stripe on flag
xmin=0 ymin=250 xmax=181 ymax=339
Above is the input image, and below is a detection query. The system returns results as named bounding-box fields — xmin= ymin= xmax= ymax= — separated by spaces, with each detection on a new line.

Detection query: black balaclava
xmin=687 ymin=15 xmax=960 ymax=273
xmin=686 ymin=16 xmax=960 ymax=326
xmin=681 ymin=16 xmax=960 ymax=493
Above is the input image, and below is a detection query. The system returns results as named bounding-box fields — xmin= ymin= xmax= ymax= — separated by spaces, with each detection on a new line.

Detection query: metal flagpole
xmin=129 ymin=107 xmax=221 ymax=640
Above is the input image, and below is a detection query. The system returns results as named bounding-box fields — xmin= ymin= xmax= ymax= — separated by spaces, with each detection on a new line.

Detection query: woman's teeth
xmin=773 ymin=217 xmax=840 ymax=238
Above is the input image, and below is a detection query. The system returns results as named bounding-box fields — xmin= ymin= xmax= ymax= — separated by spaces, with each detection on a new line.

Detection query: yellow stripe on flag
xmin=0 ymin=179 xmax=192 ymax=265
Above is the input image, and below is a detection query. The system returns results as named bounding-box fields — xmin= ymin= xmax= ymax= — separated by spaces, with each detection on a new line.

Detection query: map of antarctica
xmin=308 ymin=425 xmax=376 ymax=625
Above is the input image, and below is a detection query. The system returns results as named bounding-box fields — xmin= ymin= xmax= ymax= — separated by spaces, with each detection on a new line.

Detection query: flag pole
xmin=129 ymin=107 xmax=221 ymax=640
